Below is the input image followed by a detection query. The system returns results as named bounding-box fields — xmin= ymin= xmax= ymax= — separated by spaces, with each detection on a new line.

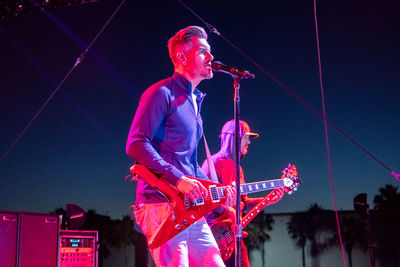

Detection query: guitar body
xmin=130 ymin=163 xmax=301 ymax=249
xmin=130 ymin=164 xmax=224 ymax=249
xmin=211 ymin=217 xmax=235 ymax=261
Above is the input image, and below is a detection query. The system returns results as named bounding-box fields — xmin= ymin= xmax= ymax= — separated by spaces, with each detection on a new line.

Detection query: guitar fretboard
xmin=211 ymin=179 xmax=285 ymax=200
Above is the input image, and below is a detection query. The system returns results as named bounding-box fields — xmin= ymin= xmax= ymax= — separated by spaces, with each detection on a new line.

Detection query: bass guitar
xmin=211 ymin=164 xmax=300 ymax=260
xmin=129 ymin=163 xmax=301 ymax=249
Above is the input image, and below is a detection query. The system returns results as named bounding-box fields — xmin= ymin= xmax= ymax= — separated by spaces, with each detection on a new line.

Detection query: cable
xmin=0 ymin=0 xmax=126 ymax=164
xmin=176 ymin=0 xmax=399 ymax=182
xmin=313 ymin=0 xmax=346 ymax=266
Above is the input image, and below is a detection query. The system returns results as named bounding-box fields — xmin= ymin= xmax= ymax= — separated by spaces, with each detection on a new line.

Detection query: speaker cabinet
xmin=0 ymin=211 xmax=19 ymax=267
xmin=60 ymin=230 xmax=98 ymax=267
xmin=19 ymin=212 xmax=60 ymax=267
xmin=0 ymin=211 xmax=60 ymax=267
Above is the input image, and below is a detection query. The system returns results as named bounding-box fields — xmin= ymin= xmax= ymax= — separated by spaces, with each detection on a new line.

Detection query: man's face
xmin=240 ymin=134 xmax=251 ymax=157
xmin=182 ymin=37 xmax=214 ymax=82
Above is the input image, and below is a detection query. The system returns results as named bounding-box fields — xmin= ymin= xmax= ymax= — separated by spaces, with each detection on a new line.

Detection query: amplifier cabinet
xmin=0 ymin=211 xmax=19 ymax=267
xmin=59 ymin=230 xmax=98 ymax=267
xmin=0 ymin=210 xmax=60 ymax=267
xmin=19 ymin=212 xmax=60 ymax=267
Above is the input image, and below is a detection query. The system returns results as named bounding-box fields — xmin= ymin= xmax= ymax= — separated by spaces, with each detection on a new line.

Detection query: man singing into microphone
xmin=126 ymin=26 xmax=235 ymax=266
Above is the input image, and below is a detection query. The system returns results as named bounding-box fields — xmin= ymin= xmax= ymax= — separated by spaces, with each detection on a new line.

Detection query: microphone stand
xmin=215 ymin=61 xmax=254 ymax=267
xmin=233 ymin=77 xmax=242 ymax=267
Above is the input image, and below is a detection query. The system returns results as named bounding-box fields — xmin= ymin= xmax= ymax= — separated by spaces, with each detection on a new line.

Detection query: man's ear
xmin=177 ymin=51 xmax=186 ymax=65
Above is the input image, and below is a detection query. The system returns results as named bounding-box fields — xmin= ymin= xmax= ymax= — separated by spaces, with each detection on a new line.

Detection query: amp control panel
xmin=59 ymin=230 xmax=98 ymax=267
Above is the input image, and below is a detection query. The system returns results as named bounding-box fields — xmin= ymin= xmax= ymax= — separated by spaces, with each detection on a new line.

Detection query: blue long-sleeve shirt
xmin=126 ymin=72 xmax=209 ymax=203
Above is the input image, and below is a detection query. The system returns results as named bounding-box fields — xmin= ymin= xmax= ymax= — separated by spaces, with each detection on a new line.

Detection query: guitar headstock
xmin=281 ymin=163 xmax=302 ymax=195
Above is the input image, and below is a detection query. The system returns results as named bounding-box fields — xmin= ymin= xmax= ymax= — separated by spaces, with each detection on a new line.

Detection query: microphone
xmin=211 ymin=61 xmax=255 ymax=79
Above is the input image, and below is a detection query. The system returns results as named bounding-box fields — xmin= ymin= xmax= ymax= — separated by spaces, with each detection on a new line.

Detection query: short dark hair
xmin=168 ymin=26 xmax=208 ymax=66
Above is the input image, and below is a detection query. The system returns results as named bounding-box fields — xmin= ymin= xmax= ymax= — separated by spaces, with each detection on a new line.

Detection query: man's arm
xmin=126 ymin=85 xmax=183 ymax=185
xmin=126 ymin=85 xmax=209 ymax=200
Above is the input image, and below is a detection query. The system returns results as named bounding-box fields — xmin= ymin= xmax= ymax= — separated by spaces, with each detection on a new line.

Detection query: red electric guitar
xmin=129 ymin=163 xmax=301 ymax=249
xmin=211 ymin=164 xmax=300 ymax=260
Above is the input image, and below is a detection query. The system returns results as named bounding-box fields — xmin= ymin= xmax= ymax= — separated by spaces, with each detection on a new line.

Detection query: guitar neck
xmin=215 ymin=178 xmax=285 ymax=198
xmin=241 ymin=192 xmax=278 ymax=228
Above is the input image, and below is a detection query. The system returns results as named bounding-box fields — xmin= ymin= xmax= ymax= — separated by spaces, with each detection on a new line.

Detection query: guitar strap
xmin=202 ymin=133 xmax=227 ymax=217
xmin=202 ymin=133 xmax=221 ymax=184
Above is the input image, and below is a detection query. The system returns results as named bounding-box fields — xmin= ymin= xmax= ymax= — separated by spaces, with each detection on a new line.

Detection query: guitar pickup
xmin=209 ymin=185 xmax=220 ymax=203
xmin=192 ymin=197 xmax=205 ymax=206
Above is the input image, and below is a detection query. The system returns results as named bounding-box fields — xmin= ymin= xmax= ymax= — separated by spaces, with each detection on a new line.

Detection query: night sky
xmin=1 ymin=0 xmax=399 ymax=219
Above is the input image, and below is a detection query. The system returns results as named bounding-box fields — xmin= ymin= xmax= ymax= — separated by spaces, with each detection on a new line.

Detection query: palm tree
xmin=287 ymin=204 xmax=334 ymax=267
xmin=287 ymin=211 xmax=308 ymax=267
xmin=82 ymin=210 xmax=148 ymax=267
xmin=307 ymin=204 xmax=334 ymax=263
xmin=109 ymin=215 xmax=142 ymax=267
xmin=329 ymin=214 xmax=367 ymax=267
xmin=244 ymin=210 xmax=274 ymax=267
xmin=372 ymin=185 xmax=400 ymax=267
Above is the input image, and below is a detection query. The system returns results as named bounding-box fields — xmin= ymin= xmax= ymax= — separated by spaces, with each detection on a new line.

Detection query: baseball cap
xmin=220 ymin=120 xmax=259 ymax=138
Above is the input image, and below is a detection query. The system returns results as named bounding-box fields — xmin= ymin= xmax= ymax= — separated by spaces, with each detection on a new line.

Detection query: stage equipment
xmin=211 ymin=61 xmax=255 ymax=79
xmin=353 ymin=193 xmax=368 ymax=213
xmin=212 ymin=59 xmax=255 ymax=266
xmin=0 ymin=210 xmax=60 ymax=267
xmin=0 ymin=0 xmax=99 ymax=19
xmin=59 ymin=230 xmax=98 ymax=267
xmin=353 ymin=193 xmax=375 ymax=267
xmin=66 ymin=203 xmax=86 ymax=230
xmin=0 ymin=211 xmax=19 ymax=267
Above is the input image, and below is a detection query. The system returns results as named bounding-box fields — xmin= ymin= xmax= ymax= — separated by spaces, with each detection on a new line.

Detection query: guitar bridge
xmin=193 ymin=197 xmax=204 ymax=206
xmin=184 ymin=195 xmax=205 ymax=207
